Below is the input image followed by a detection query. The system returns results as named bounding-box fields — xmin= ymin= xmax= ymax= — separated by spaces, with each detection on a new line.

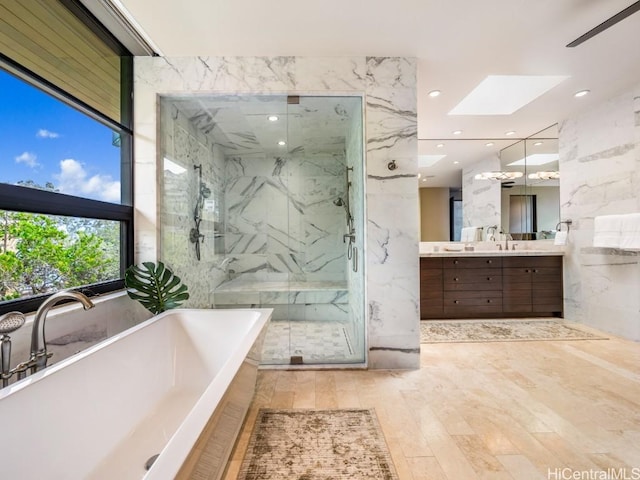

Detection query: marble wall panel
xmin=559 ymin=82 xmax=640 ymax=341
xmin=135 ymin=56 xmax=418 ymax=368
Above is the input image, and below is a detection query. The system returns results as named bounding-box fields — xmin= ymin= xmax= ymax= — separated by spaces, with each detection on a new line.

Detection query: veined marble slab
xmin=420 ymin=250 xmax=565 ymax=257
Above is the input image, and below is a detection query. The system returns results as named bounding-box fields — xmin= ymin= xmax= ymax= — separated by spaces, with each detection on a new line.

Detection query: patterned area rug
xmin=238 ymin=409 xmax=399 ymax=480
xmin=421 ymin=319 xmax=608 ymax=343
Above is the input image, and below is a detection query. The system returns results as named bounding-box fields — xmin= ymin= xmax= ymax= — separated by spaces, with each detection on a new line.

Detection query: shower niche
xmin=159 ymin=95 xmax=365 ymax=366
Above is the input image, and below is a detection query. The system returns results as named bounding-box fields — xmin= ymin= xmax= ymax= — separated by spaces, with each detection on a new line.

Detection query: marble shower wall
xmin=223 ymin=149 xmax=347 ymax=284
xmin=134 ymin=57 xmax=419 ymax=369
xmin=159 ymin=101 xmax=227 ymax=307
xmin=559 ymin=82 xmax=640 ymax=341
xmin=462 ymin=154 xmax=501 ymax=231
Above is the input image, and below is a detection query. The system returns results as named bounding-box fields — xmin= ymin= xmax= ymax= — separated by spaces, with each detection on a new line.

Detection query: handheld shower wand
xmin=0 ymin=312 xmax=25 ymax=387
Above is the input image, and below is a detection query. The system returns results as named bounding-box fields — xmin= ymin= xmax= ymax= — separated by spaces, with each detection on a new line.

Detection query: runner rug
xmin=421 ymin=319 xmax=608 ymax=343
xmin=237 ymin=408 xmax=399 ymax=480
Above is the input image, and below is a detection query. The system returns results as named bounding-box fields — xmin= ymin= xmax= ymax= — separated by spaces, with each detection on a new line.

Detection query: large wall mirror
xmin=498 ymin=124 xmax=559 ymax=240
xmin=418 ymin=124 xmax=559 ymax=242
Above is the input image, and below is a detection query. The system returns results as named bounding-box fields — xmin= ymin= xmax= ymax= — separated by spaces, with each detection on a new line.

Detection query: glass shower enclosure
xmin=158 ymin=94 xmax=365 ymax=365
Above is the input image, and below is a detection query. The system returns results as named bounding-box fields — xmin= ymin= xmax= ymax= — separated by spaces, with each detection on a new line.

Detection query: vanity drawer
xmin=502 ymin=256 xmax=562 ymax=268
xmin=442 ymin=257 xmax=502 ymax=269
xmin=444 ymin=291 xmax=502 ymax=314
xmin=421 ymin=257 xmax=443 ymax=269
xmin=443 ymin=270 xmax=502 ymax=290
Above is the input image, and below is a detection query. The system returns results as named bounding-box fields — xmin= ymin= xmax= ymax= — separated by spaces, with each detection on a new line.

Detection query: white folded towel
xmin=554 ymin=231 xmax=568 ymax=246
xmin=619 ymin=213 xmax=640 ymax=250
xmin=460 ymin=226 xmax=482 ymax=243
xmin=593 ymin=214 xmax=623 ymax=248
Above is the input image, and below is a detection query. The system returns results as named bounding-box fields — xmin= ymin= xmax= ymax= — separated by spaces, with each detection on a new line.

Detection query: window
xmin=0 ymin=0 xmax=133 ymax=314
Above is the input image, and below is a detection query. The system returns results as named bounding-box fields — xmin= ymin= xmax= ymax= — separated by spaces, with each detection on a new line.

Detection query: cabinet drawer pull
xmin=486 ymin=260 xmax=492 ymax=264
xmin=487 ymin=277 xmax=492 ymax=281
xmin=533 ymin=269 xmax=538 ymax=273
xmin=487 ymin=299 xmax=491 ymax=303
xmin=454 ymin=277 xmax=459 ymax=281
xmin=454 ymin=260 xmax=459 ymax=265
xmin=525 ymin=269 xmax=530 ymax=273
xmin=454 ymin=300 xmax=459 ymax=304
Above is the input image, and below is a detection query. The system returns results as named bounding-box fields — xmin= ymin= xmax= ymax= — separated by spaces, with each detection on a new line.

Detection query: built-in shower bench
xmin=213 ymin=280 xmax=348 ymax=305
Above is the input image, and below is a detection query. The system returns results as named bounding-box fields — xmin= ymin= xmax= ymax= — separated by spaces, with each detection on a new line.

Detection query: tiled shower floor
xmin=261 ymin=320 xmax=356 ymax=364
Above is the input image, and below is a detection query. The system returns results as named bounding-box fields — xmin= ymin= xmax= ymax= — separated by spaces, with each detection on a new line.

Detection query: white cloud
xmin=36 ymin=129 xmax=60 ymax=139
xmin=15 ymin=151 xmax=39 ymax=168
xmin=55 ymin=158 xmax=120 ymax=203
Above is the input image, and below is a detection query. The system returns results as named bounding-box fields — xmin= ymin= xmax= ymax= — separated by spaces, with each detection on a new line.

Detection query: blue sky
xmin=0 ymin=69 xmax=122 ymax=203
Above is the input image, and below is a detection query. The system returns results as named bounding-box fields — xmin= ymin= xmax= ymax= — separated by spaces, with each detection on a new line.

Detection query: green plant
xmin=124 ymin=261 xmax=189 ymax=314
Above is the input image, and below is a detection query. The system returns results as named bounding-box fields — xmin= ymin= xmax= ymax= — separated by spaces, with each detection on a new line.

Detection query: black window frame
xmin=0 ymin=1 xmax=134 ymax=315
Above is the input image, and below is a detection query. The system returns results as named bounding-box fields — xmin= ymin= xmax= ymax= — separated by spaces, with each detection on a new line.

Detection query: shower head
xmin=333 ymin=198 xmax=345 ymax=207
xmin=0 ymin=312 xmax=25 ymax=335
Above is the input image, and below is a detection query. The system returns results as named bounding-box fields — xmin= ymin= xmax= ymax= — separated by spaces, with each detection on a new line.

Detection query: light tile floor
xmin=224 ymin=330 xmax=640 ymax=479
xmin=261 ymin=320 xmax=355 ymax=364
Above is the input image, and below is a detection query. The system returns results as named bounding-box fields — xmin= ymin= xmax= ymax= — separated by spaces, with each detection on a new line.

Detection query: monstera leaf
xmin=124 ymin=261 xmax=189 ymax=314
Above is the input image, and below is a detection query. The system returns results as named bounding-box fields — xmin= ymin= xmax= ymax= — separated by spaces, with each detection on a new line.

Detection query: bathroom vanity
xmin=420 ymin=250 xmax=564 ymax=319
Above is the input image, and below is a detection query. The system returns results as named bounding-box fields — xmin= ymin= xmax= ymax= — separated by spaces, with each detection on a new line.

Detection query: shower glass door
xmin=280 ymin=95 xmax=365 ymax=365
xmin=159 ymin=93 xmax=365 ymax=366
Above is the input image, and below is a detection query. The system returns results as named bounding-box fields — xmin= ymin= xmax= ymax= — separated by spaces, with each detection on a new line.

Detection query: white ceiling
xmin=117 ymin=0 xmax=640 ymax=188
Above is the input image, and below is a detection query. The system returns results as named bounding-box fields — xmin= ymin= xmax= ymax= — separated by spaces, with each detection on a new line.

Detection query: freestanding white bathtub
xmin=0 ymin=308 xmax=271 ymax=480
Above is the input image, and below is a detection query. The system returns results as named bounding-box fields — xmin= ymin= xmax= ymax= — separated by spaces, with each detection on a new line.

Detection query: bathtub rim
xmin=144 ymin=307 xmax=271 ymax=479
xmin=0 ymin=307 xmax=271 ymax=479
xmin=0 ymin=307 xmax=269 ymax=400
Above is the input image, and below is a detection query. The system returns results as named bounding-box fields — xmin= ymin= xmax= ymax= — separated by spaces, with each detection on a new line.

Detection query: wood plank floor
xmin=223 ymin=332 xmax=640 ymax=479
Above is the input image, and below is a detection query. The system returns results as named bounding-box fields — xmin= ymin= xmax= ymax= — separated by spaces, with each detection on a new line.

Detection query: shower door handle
xmin=343 ymin=232 xmax=355 ymax=243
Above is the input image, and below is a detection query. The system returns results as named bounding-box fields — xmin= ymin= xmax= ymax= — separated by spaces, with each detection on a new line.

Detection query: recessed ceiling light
xmin=485 ymin=142 xmax=494 ymax=147
xmin=268 ymin=115 xmax=279 ymax=121
xmin=436 ymin=143 xmax=445 ymax=148
xmin=422 ymin=178 xmax=427 ymax=182
xmin=574 ymin=89 xmax=590 ymax=98
xmin=452 ymin=130 xmax=462 ymax=135
xmin=505 ymin=130 xmax=516 ymax=136
xmin=428 ymin=90 xmax=441 ymax=98
xmin=533 ymin=141 xmax=543 ymax=146
xmin=453 ymin=161 xmax=459 ymax=164
xmin=278 ymin=140 xmax=286 ymax=146
xmin=418 ymin=173 xmax=422 ymax=178
xmin=449 ymin=75 xmax=569 ymax=115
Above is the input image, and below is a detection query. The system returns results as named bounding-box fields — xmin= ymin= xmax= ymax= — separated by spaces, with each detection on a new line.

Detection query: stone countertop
xmin=420 ymin=249 xmax=565 ymax=257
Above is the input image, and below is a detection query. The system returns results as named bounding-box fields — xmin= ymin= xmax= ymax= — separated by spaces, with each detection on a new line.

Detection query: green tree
xmin=0 ymin=211 xmax=120 ymax=298
xmin=64 ymin=230 xmax=118 ymax=286
xmin=8 ymin=212 xmax=67 ymax=294
xmin=0 ymin=180 xmax=121 ymax=300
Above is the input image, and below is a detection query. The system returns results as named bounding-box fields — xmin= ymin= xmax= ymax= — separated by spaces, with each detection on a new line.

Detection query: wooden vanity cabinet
xmin=502 ymin=256 xmax=563 ymax=316
xmin=442 ymin=257 xmax=502 ymax=317
xmin=420 ymin=257 xmax=443 ymax=319
xmin=420 ymin=255 xmax=563 ymax=319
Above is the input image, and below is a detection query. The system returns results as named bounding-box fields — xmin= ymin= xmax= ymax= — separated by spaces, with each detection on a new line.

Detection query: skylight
xmin=419 ymin=155 xmax=446 ymax=167
xmin=449 ymin=75 xmax=569 ymax=115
